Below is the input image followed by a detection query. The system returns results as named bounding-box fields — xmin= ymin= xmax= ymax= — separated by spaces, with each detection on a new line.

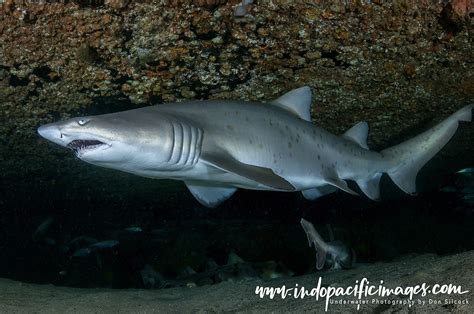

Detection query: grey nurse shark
xmin=38 ymin=87 xmax=472 ymax=208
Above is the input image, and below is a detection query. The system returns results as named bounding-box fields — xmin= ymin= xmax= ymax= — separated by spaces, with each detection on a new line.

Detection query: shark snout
xmin=38 ymin=124 xmax=65 ymax=146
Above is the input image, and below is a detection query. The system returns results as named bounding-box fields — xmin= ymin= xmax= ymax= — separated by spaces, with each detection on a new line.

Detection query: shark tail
xmin=381 ymin=105 xmax=472 ymax=195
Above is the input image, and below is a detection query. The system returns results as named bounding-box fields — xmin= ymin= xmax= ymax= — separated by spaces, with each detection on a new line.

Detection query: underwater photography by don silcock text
xmin=0 ymin=0 xmax=473 ymax=313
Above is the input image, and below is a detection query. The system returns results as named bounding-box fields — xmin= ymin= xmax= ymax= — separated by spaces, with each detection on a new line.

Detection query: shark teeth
xmin=67 ymin=139 xmax=106 ymax=154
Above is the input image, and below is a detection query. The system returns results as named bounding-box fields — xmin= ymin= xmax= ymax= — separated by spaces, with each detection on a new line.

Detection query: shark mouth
xmin=67 ymin=139 xmax=108 ymax=154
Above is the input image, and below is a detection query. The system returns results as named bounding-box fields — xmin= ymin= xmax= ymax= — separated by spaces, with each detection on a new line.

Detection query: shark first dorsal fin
xmin=342 ymin=121 xmax=369 ymax=149
xmin=271 ymin=86 xmax=312 ymax=122
xmin=201 ymin=152 xmax=296 ymax=191
xmin=185 ymin=183 xmax=237 ymax=208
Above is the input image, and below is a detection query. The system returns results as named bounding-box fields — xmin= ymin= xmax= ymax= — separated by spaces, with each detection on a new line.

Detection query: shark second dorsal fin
xmin=185 ymin=183 xmax=237 ymax=208
xmin=342 ymin=121 xmax=369 ymax=149
xmin=271 ymin=86 xmax=312 ymax=122
xmin=201 ymin=152 xmax=296 ymax=191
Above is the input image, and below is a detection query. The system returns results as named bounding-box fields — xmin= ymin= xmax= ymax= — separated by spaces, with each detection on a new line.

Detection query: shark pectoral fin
xmin=300 ymin=219 xmax=328 ymax=271
xmin=201 ymin=152 xmax=296 ymax=191
xmin=342 ymin=121 xmax=369 ymax=149
xmin=270 ymin=86 xmax=312 ymax=122
xmin=185 ymin=183 xmax=237 ymax=208
xmin=356 ymin=173 xmax=383 ymax=200
xmin=316 ymin=249 xmax=327 ymax=270
xmin=325 ymin=176 xmax=358 ymax=196
xmin=301 ymin=185 xmax=337 ymax=200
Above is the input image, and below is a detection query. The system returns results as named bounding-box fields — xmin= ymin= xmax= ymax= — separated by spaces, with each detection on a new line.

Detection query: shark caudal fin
xmin=382 ymin=105 xmax=472 ymax=195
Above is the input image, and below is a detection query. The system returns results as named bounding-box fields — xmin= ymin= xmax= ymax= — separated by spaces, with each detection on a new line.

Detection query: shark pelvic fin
xmin=325 ymin=176 xmax=358 ymax=195
xmin=185 ymin=183 xmax=237 ymax=208
xmin=271 ymin=86 xmax=312 ymax=122
xmin=301 ymin=185 xmax=337 ymax=200
xmin=342 ymin=121 xmax=369 ymax=149
xmin=201 ymin=152 xmax=296 ymax=191
xmin=356 ymin=173 xmax=382 ymax=200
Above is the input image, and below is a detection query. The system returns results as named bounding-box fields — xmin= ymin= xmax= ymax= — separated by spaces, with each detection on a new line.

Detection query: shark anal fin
xmin=301 ymin=185 xmax=337 ymax=200
xmin=270 ymin=86 xmax=312 ymax=122
xmin=356 ymin=173 xmax=383 ymax=200
xmin=325 ymin=176 xmax=358 ymax=196
xmin=185 ymin=183 xmax=237 ymax=208
xmin=201 ymin=152 xmax=296 ymax=191
xmin=342 ymin=121 xmax=369 ymax=149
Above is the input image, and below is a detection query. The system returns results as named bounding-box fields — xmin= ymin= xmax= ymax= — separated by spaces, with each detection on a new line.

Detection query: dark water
xmin=0 ymin=124 xmax=472 ymax=288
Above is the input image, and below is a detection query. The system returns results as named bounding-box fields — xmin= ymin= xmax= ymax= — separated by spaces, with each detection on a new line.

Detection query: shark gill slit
xmin=169 ymin=121 xmax=202 ymax=168
xmin=186 ymin=126 xmax=202 ymax=167
xmin=181 ymin=123 xmax=193 ymax=166
xmin=192 ymin=128 xmax=203 ymax=166
xmin=185 ymin=125 xmax=195 ymax=166
xmin=168 ymin=121 xmax=180 ymax=164
xmin=177 ymin=123 xmax=188 ymax=166
xmin=167 ymin=121 xmax=176 ymax=163
xmin=173 ymin=122 xmax=184 ymax=165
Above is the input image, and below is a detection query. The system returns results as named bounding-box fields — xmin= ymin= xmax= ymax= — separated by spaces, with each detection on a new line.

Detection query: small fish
xmin=457 ymin=168 xmax=474 ymax=174
xmin=124 ymin=226 xmax=143 ymax=233
xmin=73 ymin=247 xmax=92 ymax=257
xmin=89 ymin=240 xmax=119 ymax=249
xmin=440 ymin=186 xmax=457 ymax=193
xmin=68 ymin=236 xmax=98 ymax=247
xmin=300 ymin=218 xmax=353 ymax=270
xmin=149 ymin=229 xmax=169 ymax=236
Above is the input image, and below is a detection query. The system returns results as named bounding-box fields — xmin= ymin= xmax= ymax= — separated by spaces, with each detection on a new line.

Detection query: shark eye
xmin=78 ymin=119 xmax=89 ymax=126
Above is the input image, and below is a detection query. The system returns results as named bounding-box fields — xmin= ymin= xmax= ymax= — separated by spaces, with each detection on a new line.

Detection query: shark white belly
xmin=37 ymin=86 xmax=472 ymax=207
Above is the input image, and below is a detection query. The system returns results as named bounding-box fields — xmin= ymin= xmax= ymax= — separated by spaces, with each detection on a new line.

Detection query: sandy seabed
xmin=0 ymin=251 xmax=472 ymax=313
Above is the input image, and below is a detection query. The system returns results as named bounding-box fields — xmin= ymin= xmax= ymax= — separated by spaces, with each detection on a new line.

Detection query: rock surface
xmin=0 ymin=0 xmax=473 ymax=149
xmin=0 ymin=251 xmax=472 ymax=312
xmin=0 ymin=0 xmax=473 ymax=295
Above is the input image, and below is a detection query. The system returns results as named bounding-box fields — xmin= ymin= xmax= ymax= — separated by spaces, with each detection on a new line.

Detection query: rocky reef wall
xmin=1 ymin=0 xmax=473 ymax=144
xmin=1 ymin=0 xmax=473 ymax=202
xmin=0 ymin=0 xmax=473 ymax=286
